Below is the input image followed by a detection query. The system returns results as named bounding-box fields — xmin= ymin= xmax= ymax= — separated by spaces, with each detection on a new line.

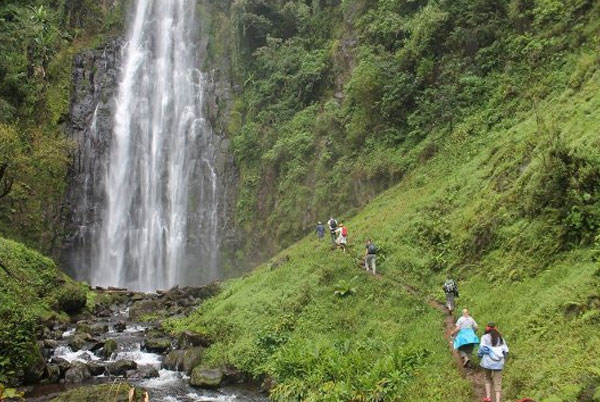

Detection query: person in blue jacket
xmin=315 ymin=222 xmax=325 ymax=241
xmin=450 ymin=308 xmax=480 ymax=367
xmin=478 ymin=323 xmax=509 ymax=402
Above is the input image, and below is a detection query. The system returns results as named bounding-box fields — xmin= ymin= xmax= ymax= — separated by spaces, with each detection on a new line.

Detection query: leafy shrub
xmin=519 ymin=136 xmax=600 ymax=248
xmin=333 ymin=278 xmax=356 ymax=297
xmin=53 ymin=282 xmax=87 ymax=315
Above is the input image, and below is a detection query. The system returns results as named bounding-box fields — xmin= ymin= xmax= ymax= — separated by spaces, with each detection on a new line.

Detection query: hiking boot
xmin=462 ymin=357 xmax=470 ymax=367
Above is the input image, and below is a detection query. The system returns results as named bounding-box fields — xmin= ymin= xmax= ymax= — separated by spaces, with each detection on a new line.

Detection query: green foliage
xmin=173 ymin=42 xmax=600 ymax=399
xmin=0 ymin=236 xmax=83 ymax=385
xmin=0 ymin=0 xmax=127 ymax=251
xmin=53 ymin=282 xmax=87 ymax=314
xmin=333 ymin=277 xmax=357 ymax=297
xmin=0 ymin=384 xmax=24 ymax=400
xmin=213 ymin=0 xmax=600 ymax=265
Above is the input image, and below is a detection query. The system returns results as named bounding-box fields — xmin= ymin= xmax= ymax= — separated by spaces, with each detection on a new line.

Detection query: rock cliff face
xmin=203 ymin=67 xmax=240 ymax=274
xmin=62 ymin=34 xmax=239 ymax=284
xmin=62 ymin=38 xmax=123 ymax=280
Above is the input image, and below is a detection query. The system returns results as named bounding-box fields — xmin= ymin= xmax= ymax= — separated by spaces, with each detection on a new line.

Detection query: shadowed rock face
xmin=61 ymin=37 xmax=123 ymax=281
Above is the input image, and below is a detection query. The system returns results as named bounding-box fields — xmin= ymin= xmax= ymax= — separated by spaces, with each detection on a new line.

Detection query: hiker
xmin=478 ymin=323 xmax=509 ymax=402
xmin=316 ymin=221 xmax=325 ymax=241
xmin=335 ymin=223 xmax=348 ymax=252
xmin=442 ymin=275 xmax=459 ymax=314
xmin=450 ymin=308 xmax=479 ymax=367
xmin=364 ymin=239 xmax=377 ymax=275
xmin=328 ymin=217 xmax=338 ymax=244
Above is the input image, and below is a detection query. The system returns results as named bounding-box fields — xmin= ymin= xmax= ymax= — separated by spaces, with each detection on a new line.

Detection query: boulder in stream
xmin=162 ymin=350 xmax=185 ymax=371
xmin=126 ymin=365 xmax=159 ymax=380
xmin=190 ymin=366 xmax=223 ymax=388
xmin=69 ymin=332 xmax=93 ymax=351
xmin=106 ymin=360 xmax=137 ymax=376
xmin=103 ymin=339 xmax=117 ymax=359
xmin=113 ymin=321 xmax=127 ymax=332
xmin=45 ymin=363 xmax=62 ymax=383
xmin=44 ymin=339 xmax=59 ymax=349
xmin=89 ymin=323 xmax=109 ymax=336
xmin=64 ymin=362 xmax=92 ymax=383
xmin=50 ymin=357 xmax=71 ymax=375
xmin=182 ymin=347 xmax=204 ymax=374
xmin=75 ymin=323 xmax=93 ymax=335
xmin=129 ymin=299 xmax=157 ymax=319
xmin=143 ymin=337 xmax=171 ymax=353
xmin=47 ymin=383 xmax=148 ymax=402
xmin=86 ymin=361 xmax=106 ymax=376
xmin=24 ymin=348 xmax=46 ymax=384
xmin=177 ymin=331 xmax=211 ymax=348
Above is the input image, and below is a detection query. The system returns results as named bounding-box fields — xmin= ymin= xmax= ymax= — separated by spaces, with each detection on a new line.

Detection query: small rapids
xmin=28 ymin=289 xmax=267 ymax=402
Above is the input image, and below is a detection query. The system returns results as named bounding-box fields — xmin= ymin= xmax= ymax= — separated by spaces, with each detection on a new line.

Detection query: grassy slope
xmin=174 ymin=62 xmax=600 ymax=401
xmin=0 ymin=237 xmax=86 ymax=385
xmin=171 ymin=58 xmax=600 ymax=401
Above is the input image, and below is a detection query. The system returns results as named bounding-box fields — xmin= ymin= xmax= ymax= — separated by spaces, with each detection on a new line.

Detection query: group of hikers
xmin=316 ymin=218 xmax=377 ymax=275
xmin=443 ymin=276 xmax=532 ymax=402
xmin=315 ymin=218 xmax=530 ymax=402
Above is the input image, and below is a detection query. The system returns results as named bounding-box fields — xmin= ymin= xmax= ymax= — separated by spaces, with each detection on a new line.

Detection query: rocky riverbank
xmin=19 ymin=284 xmax=267 ymax=402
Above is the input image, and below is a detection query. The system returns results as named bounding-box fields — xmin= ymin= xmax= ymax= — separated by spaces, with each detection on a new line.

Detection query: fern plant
xmin=334 ymin=277 xmax=357 ymax=297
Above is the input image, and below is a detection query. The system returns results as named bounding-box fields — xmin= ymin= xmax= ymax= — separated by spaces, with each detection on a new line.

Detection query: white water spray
xmin=93 ymin=0 xmax=220 ymax=291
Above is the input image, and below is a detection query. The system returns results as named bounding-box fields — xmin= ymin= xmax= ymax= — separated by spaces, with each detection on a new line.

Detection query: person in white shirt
xmin=450 ymin=308 xmax=480 ymax=367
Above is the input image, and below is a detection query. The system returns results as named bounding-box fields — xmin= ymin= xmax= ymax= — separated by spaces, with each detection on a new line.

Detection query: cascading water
xmin=92 ymin=0 xmax=220 ymax=291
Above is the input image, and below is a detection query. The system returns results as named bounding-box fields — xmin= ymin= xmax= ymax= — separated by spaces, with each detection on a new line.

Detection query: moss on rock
xmin=49 ymin=383 xmax=147 ymax=402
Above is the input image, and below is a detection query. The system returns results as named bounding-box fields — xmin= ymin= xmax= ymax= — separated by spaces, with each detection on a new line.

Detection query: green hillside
xmin=203 ymin=0 xmax=600 ymax=267
xmin=171 ymin=62 xmax=600 ymax=401
xmin=0 ymin=237 xmax=87 ymax=385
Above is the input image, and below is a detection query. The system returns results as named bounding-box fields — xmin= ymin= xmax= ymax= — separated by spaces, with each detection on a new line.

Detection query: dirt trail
xmin=355 ymin=260 xmax=486 ymax=401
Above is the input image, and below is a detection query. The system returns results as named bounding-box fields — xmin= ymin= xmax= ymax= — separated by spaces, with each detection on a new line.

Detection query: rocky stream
xmin=21 ymin=285 xmax=267 ymax=402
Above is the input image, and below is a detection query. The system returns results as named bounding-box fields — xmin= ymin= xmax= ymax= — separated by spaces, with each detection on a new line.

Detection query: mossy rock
xmin=142 ymin=337 xmax=171 ymax=353
xmin=50 ymin=383 xmax=147 ymax=402
xmin=55 ymin=283 xmax=87 ymax=315
xmin=182 ymin=347 xmax=204 ymax=374
xmin=190 ymin=366 xmax=223 ymax=388
xmin=162 ymin=350 xmax=185 ymax=371
xmin=103 ymin=339 xmax=118 ymax=359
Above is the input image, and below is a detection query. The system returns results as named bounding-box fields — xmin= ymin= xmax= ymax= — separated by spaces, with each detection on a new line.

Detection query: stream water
xmin=26 ymin=301 xmax=267 ymax=402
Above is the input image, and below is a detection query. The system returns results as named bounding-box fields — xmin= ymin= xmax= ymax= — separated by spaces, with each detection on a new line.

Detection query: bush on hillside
xmin=53 ymin=282 xmax=87 ymax=315
xmin=0 ymin=301 xmax=39 ymax=386
xmin=519 ymin=136 xmax=600 ymax=248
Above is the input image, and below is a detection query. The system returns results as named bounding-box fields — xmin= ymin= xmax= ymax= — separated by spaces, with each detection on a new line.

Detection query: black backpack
xmin=443 ymin=280 xmax=457 ymax=294
xmin=367 ymin=244 xmax=377 ymax=254
xmin=329 ymin=219 xmax=338 ymax=230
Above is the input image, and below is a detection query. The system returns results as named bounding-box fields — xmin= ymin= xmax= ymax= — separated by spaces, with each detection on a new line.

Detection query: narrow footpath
xmin=355 ymin=258 xmax=486 ymax=401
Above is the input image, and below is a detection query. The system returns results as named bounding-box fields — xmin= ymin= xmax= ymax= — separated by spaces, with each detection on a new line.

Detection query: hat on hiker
xmin=486 ymin=322 xmax=497 ymax=331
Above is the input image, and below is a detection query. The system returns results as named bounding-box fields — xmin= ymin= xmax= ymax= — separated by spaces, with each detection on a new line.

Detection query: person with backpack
xmin=442 ymin=275 xmax=459 ymax=314
xmin=364 ymin=239 xmax=377 ymax=275
xmin=328 ymin=217 xmax=338 ymax=244
xmin=335 ymin=224 xmax=347 ymax=252
xmin=316 ymin=222 xmax=325 ymax=241
xmin=450 ymin=308 xmax=479 ymax=367
xmin=478 ymin=323 xmax=509 ymax=402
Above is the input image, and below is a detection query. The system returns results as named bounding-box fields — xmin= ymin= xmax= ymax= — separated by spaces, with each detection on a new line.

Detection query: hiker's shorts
xmin=365 ymin=254 xmax=376 ymax=272
xmin=484 ymin=369 xmax=502 ymax=392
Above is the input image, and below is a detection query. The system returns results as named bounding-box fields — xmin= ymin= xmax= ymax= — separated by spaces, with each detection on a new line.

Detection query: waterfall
xmin=91 ymin=0 xmax=220 ymax=291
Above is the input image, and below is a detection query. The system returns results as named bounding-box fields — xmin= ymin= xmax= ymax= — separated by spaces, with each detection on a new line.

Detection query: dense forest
xmin=0 ymin=0 xmax=126 ymax=252
xmin=205 ymin=0 xmax=600 ymax=261
xmin=1 ymin=0 xmax=600 ymax=400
